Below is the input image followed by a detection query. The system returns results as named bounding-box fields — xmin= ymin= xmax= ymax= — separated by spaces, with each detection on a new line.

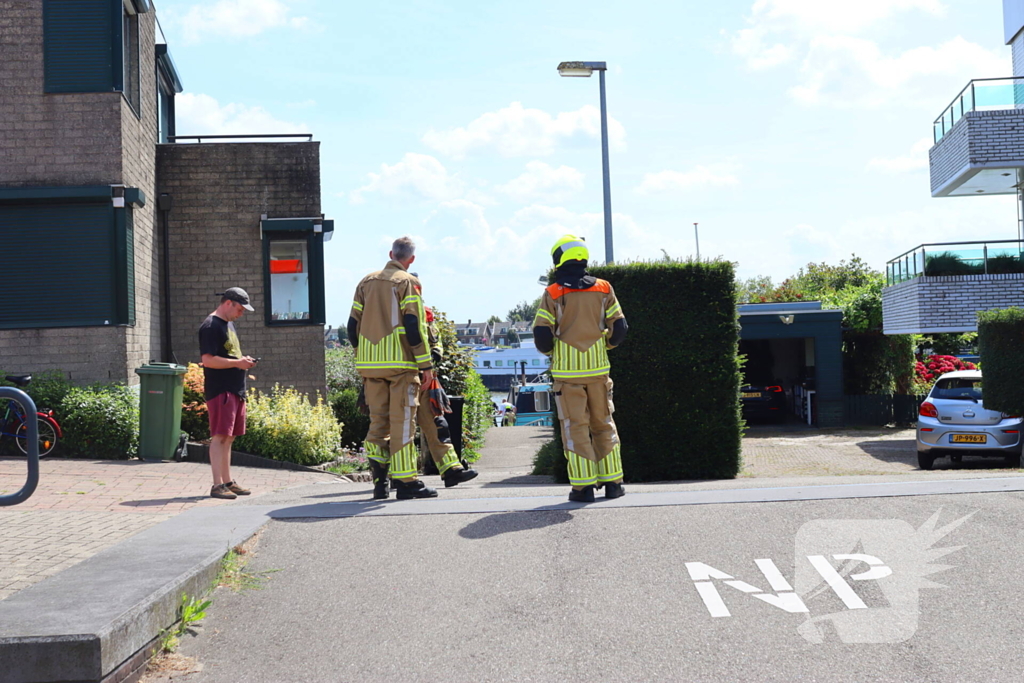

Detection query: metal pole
xmin=599 ymin=69 xmax=614 ymax=264
xmin=0 ymin=388 xmax=38 ymax=506
xmin=694 ymin=222 xmax=700 ymax=260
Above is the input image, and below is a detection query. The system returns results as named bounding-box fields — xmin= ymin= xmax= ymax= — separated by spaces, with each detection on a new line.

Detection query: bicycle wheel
xmin=16 ymin=417 xmax=57 ymax=457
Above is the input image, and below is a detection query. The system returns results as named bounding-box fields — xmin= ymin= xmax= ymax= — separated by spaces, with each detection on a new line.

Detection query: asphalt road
xmin=162 ymin=487 xmax=1024 ymax=682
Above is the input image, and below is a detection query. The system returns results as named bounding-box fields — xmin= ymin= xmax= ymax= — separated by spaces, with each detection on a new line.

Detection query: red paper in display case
xmin=270 ymin=259 xmax=302 ymax=274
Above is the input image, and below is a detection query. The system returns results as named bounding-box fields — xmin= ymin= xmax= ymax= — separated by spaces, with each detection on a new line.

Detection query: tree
xmin=487 ymin=315 xmax=502 ymax=324
xmin=507 ymin=297 xmax=541 ymax=322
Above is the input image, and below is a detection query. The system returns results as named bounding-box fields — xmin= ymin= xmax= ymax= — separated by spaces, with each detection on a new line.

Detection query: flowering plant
xmin=181 ymin=363 xmax=210 ymax=441
xmin=914 ymin=354 xmax=977 ymax=390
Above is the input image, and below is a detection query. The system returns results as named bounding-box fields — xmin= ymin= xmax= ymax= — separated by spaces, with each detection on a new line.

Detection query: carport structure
xmin=738 ymin=302 xmax=843 ymax=428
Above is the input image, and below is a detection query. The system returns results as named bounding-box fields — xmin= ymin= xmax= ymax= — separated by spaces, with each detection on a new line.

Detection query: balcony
xmin=882 ymin=240 xmax=1024 ymax=334
xmin=929 ymin=77 xmax=1024 ymax=197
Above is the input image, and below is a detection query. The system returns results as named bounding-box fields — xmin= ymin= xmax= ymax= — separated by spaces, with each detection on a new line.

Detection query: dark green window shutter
xmin=43 ymin=0 xmax=117 ymax=93
xmin=115 ymin=207 xmax=136 ymax=325
xmin=0 ymin=204 xmax=118 ymax=328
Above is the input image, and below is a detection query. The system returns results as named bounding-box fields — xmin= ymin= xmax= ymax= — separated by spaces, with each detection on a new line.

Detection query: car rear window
xmin=932 ymin=377 xmax=982 ymax=401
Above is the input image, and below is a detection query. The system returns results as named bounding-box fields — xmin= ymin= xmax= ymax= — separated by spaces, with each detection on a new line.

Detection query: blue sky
xmin=157 ymin=0 xmax=1016 ymax=325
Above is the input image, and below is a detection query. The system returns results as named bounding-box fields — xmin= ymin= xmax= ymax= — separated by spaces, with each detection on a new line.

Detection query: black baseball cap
xmin=217 ymin=287 xmax=254 ymax=311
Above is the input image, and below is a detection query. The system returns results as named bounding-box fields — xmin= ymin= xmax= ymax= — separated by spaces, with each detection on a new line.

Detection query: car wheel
xmin=1006 ymin=452 xmax=1021 ymax=469
xmin=917 ymin=452 xmax=935 ymax=470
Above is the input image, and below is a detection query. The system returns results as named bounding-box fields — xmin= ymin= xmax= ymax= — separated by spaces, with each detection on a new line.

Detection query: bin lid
xmin=135 ymin=362 xmax=187 ymax=376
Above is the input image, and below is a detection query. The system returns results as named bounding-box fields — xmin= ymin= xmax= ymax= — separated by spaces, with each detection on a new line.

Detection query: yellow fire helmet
xmin=551 ymin=234 xmax=589 ymax=268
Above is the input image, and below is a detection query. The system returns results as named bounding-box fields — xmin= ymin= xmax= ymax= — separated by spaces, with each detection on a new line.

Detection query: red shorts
xmin=207 ymin=392 xmax=246 ymax=437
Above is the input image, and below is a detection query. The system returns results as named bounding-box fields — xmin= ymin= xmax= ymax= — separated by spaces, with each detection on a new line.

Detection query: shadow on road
xmin=458 ymin=510 xmax=573 ymax=539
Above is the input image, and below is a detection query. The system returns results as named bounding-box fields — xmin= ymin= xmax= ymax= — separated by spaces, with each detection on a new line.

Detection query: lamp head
xmin=558 ymin=61 xmax=594 ymax=77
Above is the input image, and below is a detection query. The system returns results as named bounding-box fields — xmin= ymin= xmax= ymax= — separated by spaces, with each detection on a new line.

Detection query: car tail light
xmin=1003 ymin=430 xmax=1020 ymax=434
xmin=919 ymin=402 xmax=938 ymax=418
xmin=767 ymin=386 xmax=783 ymax=393
xmin=920 ymin=428 xmax=934 ymax=432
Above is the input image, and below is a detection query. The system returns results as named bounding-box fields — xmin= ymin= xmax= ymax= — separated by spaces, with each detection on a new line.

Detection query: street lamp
xmin=557 ymin=60 xmax=613 ymax=264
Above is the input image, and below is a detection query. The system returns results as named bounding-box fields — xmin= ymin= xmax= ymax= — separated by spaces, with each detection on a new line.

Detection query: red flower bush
xmin=913 ymin=354 xmax=977 ymax=391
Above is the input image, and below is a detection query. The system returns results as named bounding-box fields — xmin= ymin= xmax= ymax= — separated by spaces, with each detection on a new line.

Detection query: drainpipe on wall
xmin=157 ymin=193 xmax=176 ymax=364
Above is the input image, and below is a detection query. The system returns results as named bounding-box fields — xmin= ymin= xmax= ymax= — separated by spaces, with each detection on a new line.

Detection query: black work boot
xmin=442 ymin=467 xmax=479 ymax=488
xmin=368 ymin=460 xmax=390 ymax=500
xmin=604 ymin=482 xmax=626 ymax=499
xmin=568 ymin=485 xmax=596 ymax=503
xmin=395 ymin=479 xmax=439 ymax=500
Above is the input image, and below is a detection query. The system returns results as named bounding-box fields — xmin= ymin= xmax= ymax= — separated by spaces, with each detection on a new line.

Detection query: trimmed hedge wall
xmin=540 ymin=260 xmax=741 ymax=481
xmin=978 ymin=307 xmax=1024 ymax=415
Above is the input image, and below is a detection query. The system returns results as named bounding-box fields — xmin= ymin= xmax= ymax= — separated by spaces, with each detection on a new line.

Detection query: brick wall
xmin=156 ymin=142 xmax=327 ymax=398
xmin=883 ymin=273 xmax=1024 ymax=334
xmin=930 ymin=109 xmax=1024 ymax=195
xmin=0 ymin=0 xmax=123 ymax=186
xmin=121 ymin=10 xmax=161 ymax=381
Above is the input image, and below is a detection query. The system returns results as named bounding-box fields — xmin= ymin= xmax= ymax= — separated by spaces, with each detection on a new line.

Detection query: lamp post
xmin=558 ymin=60 xmax=613 ymax=264
xmin=694 ymin=222 xmax=700 ymax=261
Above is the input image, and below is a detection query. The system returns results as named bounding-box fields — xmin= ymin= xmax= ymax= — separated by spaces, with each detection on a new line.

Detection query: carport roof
xmin=738 ymin=301 xmax=842 ymax=319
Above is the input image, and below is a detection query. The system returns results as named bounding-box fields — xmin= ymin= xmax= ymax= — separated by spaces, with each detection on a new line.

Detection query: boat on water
xmin=473 ymin=341 xmax=551 ymax=392
xmin=504 ymin=379 xmax=554 ymax=427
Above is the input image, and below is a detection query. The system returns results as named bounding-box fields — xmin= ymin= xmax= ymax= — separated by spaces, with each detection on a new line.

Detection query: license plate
xmin=951 ymin=434 xmax=987 ymax=444
xmin=741 ymin=392 xmax=761 ymax=398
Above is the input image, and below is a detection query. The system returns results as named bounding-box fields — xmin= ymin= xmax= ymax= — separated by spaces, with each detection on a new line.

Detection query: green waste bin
xmin=135 ymin=362 xmax=187 ymax=461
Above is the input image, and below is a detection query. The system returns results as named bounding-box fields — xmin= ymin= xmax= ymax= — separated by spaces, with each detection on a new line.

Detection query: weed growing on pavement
xmin=216 ymin=543 xmax=278 ymax=592
xmin=159 ymin=593 xmax=212 ymax=653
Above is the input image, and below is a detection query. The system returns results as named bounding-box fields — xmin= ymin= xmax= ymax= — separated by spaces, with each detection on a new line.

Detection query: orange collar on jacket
xmin=546 ymin=279 xmax=610 ymax=300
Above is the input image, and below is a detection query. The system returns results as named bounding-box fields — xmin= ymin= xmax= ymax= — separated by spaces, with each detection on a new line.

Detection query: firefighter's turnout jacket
xmin=533 ymin=279 xmax=626 ymax=487
xmin=348 ymin=260 xmax=432 ymax=480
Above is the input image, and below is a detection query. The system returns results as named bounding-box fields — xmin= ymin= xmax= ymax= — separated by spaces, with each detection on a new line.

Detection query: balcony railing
xmin=933 ymin=77 xmax=1024 ymax=142
xmin=886 ymin=240 xmax=1024 ymax=285
xmin=166 ymin=134 xmax=313 ymax=143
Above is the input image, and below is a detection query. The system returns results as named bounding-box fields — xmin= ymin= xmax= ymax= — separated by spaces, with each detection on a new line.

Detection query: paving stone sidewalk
xmin=0 ymin=457 xmax=338 ymax=601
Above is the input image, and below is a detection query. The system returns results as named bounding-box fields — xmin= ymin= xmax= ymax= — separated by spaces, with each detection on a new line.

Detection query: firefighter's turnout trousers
xmin=553 ymin=375 xmax=623 ymax=487
xmin=416 ymin=397 xmax=461 ymax=475
xmin=363 ymin=372 xmax=421 ymax=481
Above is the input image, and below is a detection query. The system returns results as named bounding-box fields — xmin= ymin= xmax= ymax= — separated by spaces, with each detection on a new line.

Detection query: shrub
xmin=181 ymin=363 xmax=210 ymax=441
xmin=234 ymin=385 xmax=341 ymax=466
xmin=60 ymin=385 xmax=140 ymax=459
xmin=326 ymin=346 xmax=361 ymax=394
xmin=978 ymin=307 xmax=1024 ymax=414
xmin=531 ymin=438 xmax=563 ymax=477
xmin=925 ymin=252 xmax=982 ymax=277
xmin=586 ymin=260 xmax=742 ymax=480
xmin=913 ymin=354 xmax=976 ymax=391
xmin=459 ymin=370 xmax=491 ymax=463
xmin=329 ymin=387 xmax=370 ymax=449
xmin=986 ymin=254 xmax=1023 ymax=274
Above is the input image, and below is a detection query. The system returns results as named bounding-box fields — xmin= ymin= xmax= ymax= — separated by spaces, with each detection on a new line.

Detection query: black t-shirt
xmin=198 ymin=314 xmax=246 ymax=400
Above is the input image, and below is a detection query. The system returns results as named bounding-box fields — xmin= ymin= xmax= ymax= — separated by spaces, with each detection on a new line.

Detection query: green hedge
xmin=978 ymin=307 xmax=1024 ymax=414
xmin=329 ymin=386 xmax=370 ymax=449
xmin=234 ymin=385 xmax=341 ymax=466
xmin=563 ymin=260 xmax=742 ymax=481
xmin=60 ymin=385 xmax=140 ymax=459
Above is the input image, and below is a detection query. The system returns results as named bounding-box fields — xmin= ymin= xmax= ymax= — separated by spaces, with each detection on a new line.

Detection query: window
xmin=534 ymin=391 xmax=551 ymax=412
xmin=501 ymin=327 xmax=507 ymax=333
xmin=495 ymin=360 xmax=503 ymax=367
xmin=268 ymin=240 xmax=310 ymax=321
xmin=156 ymin=45 xmax=182 ymax=143
xmin=0 ymin=187 xmax=141 ymax=329
xmin=44 ymin=0 xmax=148 ymax=99
xmin=545 ymin=358 xmax=551 ymax=365
xmin=483 ymin=361 xmax=491 ymax=367
xmin=532 ymin=359 xmax=540 ymax=366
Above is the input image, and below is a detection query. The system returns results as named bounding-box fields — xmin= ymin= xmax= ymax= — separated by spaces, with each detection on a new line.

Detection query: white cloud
xmin=867 ymin=137 xmax=933 ymax=173
xmin=349 ymin=153 xmax=463 ymax=205
xmin=177 ymin=0 xmax=308 ymax=43
xmin=174 ymin=93 xmax=306 ymax=137
xmin=496 ymin=161 xmax=584 ymax=203
xmin=790 ymin=36 xmax=1008 ymax=107
xmin=422 ymin=102 xmax=626 ymax=159
xmin=635 ymin=165 xmax=740 ymax=195
xmin=730 ymin=0 xmax=1005 ymax=108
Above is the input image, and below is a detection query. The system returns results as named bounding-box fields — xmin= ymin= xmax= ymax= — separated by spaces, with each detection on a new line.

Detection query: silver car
xmin=917 ymin=370 xmax=1022 ymax=469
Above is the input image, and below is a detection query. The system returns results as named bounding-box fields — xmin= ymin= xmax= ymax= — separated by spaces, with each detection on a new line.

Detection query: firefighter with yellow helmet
xmin=532 ymin=235 xmax=628 ymax=502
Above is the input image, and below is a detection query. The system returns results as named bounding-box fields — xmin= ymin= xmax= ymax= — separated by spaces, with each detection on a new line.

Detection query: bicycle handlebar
xmin=0 ymin=387 xmax=38 ymax=506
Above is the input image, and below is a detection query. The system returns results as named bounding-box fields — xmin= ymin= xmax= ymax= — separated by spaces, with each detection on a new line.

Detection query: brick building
xmin=0 ymin=0 xmax=332 ymax=396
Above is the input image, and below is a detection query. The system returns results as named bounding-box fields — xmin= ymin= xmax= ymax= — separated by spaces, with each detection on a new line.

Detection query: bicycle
xmin=1 ymin=375 xmax=62 ymax=457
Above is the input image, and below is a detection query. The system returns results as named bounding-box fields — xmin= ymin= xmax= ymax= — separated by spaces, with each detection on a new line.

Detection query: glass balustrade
xmin=886 ymin=240 xmax=1024 ymax=285
xmin=933 ymin=77 xmax=1024 ymax=142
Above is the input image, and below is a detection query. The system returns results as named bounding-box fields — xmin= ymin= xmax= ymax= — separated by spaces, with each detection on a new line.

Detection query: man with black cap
xmin=199 ymin=287 xmax=258 ymax=500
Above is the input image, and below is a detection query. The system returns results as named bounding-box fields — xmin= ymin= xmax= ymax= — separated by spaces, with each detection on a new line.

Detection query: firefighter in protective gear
xmin=533 ymin=235 xmax=628 ymax=503
xmin=416 ymin=306 xmax=479 ymax=487
xmin=348 ymin=236 xmax=440 ymax=501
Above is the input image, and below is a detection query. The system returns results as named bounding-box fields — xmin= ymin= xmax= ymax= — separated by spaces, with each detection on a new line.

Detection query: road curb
xmin=0 ymin=504 xmax=274 ymax=683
